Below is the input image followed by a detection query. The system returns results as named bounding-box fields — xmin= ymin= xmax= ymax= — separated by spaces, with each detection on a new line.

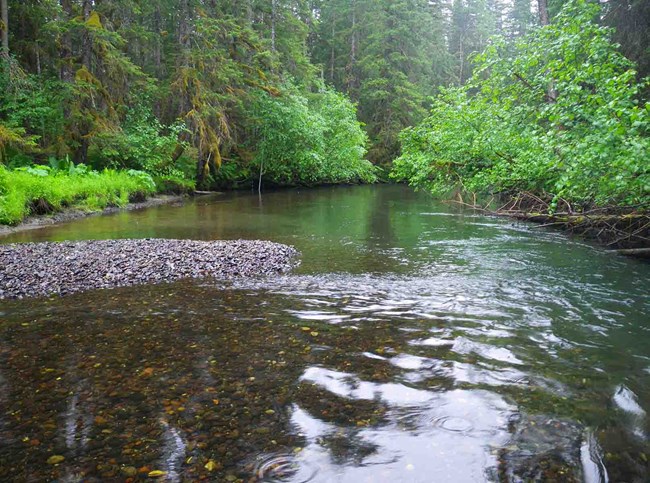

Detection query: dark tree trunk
xmin=178 ymin=0 xmax=190 ymax=50
xmin=537 ymin=0 xmax=549 ymax=25
xmin=271 ymin=0 xmax=277 ymax=52
xmin=347 ymin=1 xmax=357 ymax=94
xmin=60 ymin=0 xmax=74 ymax=82
xmin=154 ymin=3 xmax=163 ymax=79
xmin=0 ymin=0 xmax=8 ymax=55
xmin=75 ymin=0 xmax=93 ymax=165
xmin=81 ymin=0 xmax=92 ymax=70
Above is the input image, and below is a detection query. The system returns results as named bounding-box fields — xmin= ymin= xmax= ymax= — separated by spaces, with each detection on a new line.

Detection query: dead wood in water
xmin=450 ymin=192 xmax=650 ymax=255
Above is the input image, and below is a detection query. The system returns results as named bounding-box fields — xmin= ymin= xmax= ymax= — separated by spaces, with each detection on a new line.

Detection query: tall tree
xmin=0 ymin=0 xmax=8 ymax=55
xmin=314 ymin=0 xmax=453 ymax=164
xmin=603 ymin=0 xmax=650 ymax=79
xmin=449 ymin=0 xmax=495 ymax=84
xmin=538 ymin=0 xmax=549 ymax=25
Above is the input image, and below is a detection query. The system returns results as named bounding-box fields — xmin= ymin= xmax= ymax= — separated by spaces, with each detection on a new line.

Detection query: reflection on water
xmin=0 ymin=185 xmax=648 ymax=481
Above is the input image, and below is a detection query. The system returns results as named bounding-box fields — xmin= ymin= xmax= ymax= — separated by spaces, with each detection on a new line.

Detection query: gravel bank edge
xmin=0 ymin=238 xmax=299 ymax=300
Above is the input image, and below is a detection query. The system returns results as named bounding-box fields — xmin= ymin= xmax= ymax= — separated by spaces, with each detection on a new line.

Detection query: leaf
xmin=148 ymin=470 xmax=167 ymax=478
xmin=204 ymin=460 xmax=222 ymax=472
xmin=140 ymin=367 xmax=154 ymax=377
xmin=47 ymin=455 xmax=65 ymax=465
xmin=85 ymin=11 xmax=103 ymax=29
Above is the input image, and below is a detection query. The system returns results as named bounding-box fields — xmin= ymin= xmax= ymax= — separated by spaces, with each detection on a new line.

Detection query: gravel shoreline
xmin=0 ymin=239 xmax=299 ymax=299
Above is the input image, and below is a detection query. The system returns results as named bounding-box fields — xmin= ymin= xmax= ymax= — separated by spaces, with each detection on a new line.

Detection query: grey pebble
xmin=0 ymin=239 xmax=299 ymax=299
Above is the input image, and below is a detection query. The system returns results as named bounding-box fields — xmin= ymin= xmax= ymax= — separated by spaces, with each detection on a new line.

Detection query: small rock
xmin=46 ymin=455 xmax=65 ymax=465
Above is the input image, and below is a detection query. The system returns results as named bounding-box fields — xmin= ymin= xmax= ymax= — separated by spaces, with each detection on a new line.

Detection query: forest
xmin=0 ymin=0 xmax=648 ymax=226
xmin=1 ymin=3 xmax=650 ymax=481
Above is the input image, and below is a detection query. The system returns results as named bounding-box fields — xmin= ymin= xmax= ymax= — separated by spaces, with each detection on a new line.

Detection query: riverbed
xmin=0 ymin=185 xmax=648 ymax=482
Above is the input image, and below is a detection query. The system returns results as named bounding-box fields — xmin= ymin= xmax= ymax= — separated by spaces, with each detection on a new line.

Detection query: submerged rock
xmin=498 ymin=414 xmax=608 ymax=483
xmin=0 ymin=239 xmax=299 ymax=299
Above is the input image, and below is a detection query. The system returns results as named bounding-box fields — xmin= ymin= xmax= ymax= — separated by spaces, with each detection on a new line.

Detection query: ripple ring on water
xmin=432 ymin=416 xmax=474 ymax=433
xmin=251 ymin=453 xmax=318 ymax=482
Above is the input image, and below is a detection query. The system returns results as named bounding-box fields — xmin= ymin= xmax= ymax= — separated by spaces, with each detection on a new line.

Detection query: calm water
xmin=0 ymin=185 xmax=648 ymax=482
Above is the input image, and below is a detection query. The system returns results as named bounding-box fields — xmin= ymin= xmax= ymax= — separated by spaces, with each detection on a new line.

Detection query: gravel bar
xmin=0 ymin=239 xmax=299 ymax=299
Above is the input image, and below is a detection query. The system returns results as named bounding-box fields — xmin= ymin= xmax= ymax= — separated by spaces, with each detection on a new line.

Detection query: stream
xmin=0 ymin=184 xmax=648 ymax=482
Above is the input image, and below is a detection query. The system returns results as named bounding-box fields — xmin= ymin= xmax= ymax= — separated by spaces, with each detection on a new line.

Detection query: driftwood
xmin=614 ymin=248 xmax=650 ymax=258
xmin=450 ymin=192 xmax=649 ymax=256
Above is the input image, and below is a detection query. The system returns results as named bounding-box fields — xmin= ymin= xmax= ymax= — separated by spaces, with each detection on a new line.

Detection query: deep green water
xmin=0 ymin=185 xmax=648 ymax=482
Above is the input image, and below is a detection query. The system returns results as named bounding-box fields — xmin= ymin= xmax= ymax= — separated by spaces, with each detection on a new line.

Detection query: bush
xmin=392 ymin=0 xmax=649 ymax=209
xmin=249 ymin=84 xmax=377 ymax=186
xmin=0 ymin=165 xmax=156 ymax=225
xmin=154 ymin=174 xmax=196 ymax=194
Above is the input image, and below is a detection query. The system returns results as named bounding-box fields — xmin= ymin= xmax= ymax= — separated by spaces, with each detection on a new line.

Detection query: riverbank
xmin=450 ymin=192 xmax=650 ymax=257
xmin=0 ymin=239 xmax=298 ymax=299
xmin=0 ymin=194 xmax=189 ymax=238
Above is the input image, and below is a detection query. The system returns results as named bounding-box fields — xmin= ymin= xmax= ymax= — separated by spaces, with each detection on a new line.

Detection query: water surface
xmin=1 ymin=185 xmax=648 ymax=482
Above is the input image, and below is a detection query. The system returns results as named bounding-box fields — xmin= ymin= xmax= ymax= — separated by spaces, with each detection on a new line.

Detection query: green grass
xmin=0 ymin=166 xmax=158 ymax=225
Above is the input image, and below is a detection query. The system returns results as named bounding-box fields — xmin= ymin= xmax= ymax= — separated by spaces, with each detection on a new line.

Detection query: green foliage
xmin=91 ymin=102 xmax=188 ymax=178
xmin=250 ymin=84 xmax=377 ymax=186
xmin=0 ymin=164 xmax=156 ymax=225
xmin=153 ymin=174 xmax=196 ymax=194
xmin=392 ymin=0 xmax=650 ymax=208
xmin=315 ymin=0 xmax=455 ymax=165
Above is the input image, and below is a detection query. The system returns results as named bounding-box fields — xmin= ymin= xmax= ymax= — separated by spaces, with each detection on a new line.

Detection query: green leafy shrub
xmin=89 ymin=102 xmax=189 ymax=178
xmin=0 ymin=165 xmax=156 ymax=225
xmin=154 ymin=174 xmax=196 ymax=194
xmin=392 ymin=0 xmax=649 ymax=209
xmin=250 ymin=84 xmax=377 ymax=186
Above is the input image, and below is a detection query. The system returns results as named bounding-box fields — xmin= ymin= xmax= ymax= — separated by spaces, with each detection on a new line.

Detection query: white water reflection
xmin=158 ymin=418 xmax=186 ymax=483
xmin=288 ymin=380 xmax=514 ymax=483
xmin=613 ymin=385 xmax=647 ymax=440
xmin=581 ymin=431 xmax=609 ymax=483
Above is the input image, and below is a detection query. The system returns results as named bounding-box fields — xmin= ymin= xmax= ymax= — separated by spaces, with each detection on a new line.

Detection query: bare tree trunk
xmin=75 ymin=0 xmax=94 ymax=165
xmin=458 ymin=34 xmax=464 ymax=84
xmin=1 ymin=0 xmax=9 ymax=55
xmin=178 ymin=0 xmax=191 ymax=50
xmin=36 ymin=45 xmax=41 ymax=74
xmin=330 ymin=11 xmax=335 ymax=82
xmin=81 ymin=0 xmax=92 ymax=69
xmin=537 ymin=0 xmax=549 ymax=25
xmin=347 ymin=1 xmax=357 ymax=93
xmin=60 ymin=0 xmax=74 ymax=83
xmin=154 ymin=3 xmax=163 ymax=78
xmin=271 ymin=0 xmax=277 ymax=52
xmin=246 ymin=0 xmax=253 ymax=23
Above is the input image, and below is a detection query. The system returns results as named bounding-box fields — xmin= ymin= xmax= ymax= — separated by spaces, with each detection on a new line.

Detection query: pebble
xmin=0 ymin=239 xmax=299 ymax=299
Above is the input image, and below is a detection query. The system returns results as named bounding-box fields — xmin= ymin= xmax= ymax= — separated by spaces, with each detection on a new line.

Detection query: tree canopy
xmin=0 ymin=0 xmax=648 ymax=200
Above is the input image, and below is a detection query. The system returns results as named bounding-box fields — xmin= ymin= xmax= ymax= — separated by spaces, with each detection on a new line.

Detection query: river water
xmin=0 ymin=185 xmax=648 ymax=482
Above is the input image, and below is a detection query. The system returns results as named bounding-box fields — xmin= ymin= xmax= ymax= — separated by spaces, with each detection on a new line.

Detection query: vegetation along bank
xmin=0 ymin=0 xmax=648 ymax=250
xmin=392 ymin=1 xmax=649 ymax=251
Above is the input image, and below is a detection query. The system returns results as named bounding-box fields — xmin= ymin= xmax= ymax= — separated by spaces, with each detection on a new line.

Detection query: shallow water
xmin=0 ymin=185 xmax=648 ymax=482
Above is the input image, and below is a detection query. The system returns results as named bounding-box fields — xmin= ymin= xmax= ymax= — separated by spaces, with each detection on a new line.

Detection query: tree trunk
xmin=74 ymin=0 xmax=93 ymax=165
xmin=81 ymin=0 xmax=92 ymax=69
xmin=178 ymin=0 xmax=190 ymax=50
xmin=0 ymin=0 xmax=7 ymax=55
xmin=60 ymin=0 xmax=74 ymax=95
xmin=537 ymin=0 xmax=549 ymax=25
xmin=330 ymin=11 xmax=335 ymax=82
xmin=154 ymin=3 xmax=163 ymax=78
xmin=271 ymin=0 xmax=277 ymax=52
xmin=458 ymin=34 xmax=464 ymax=84
xmin=1 ymin=0 xmax=9 ymax=55
xmin=347 ymin=1 xmax=357 ymax=93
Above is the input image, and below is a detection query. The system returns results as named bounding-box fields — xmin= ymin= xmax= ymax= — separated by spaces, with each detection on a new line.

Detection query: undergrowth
xmin=0 ymin=165 xmax=158 ymax=225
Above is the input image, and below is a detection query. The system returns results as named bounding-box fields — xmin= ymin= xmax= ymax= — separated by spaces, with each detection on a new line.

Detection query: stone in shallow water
xmin=498 ymin=414 xmax=606 ymax=483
